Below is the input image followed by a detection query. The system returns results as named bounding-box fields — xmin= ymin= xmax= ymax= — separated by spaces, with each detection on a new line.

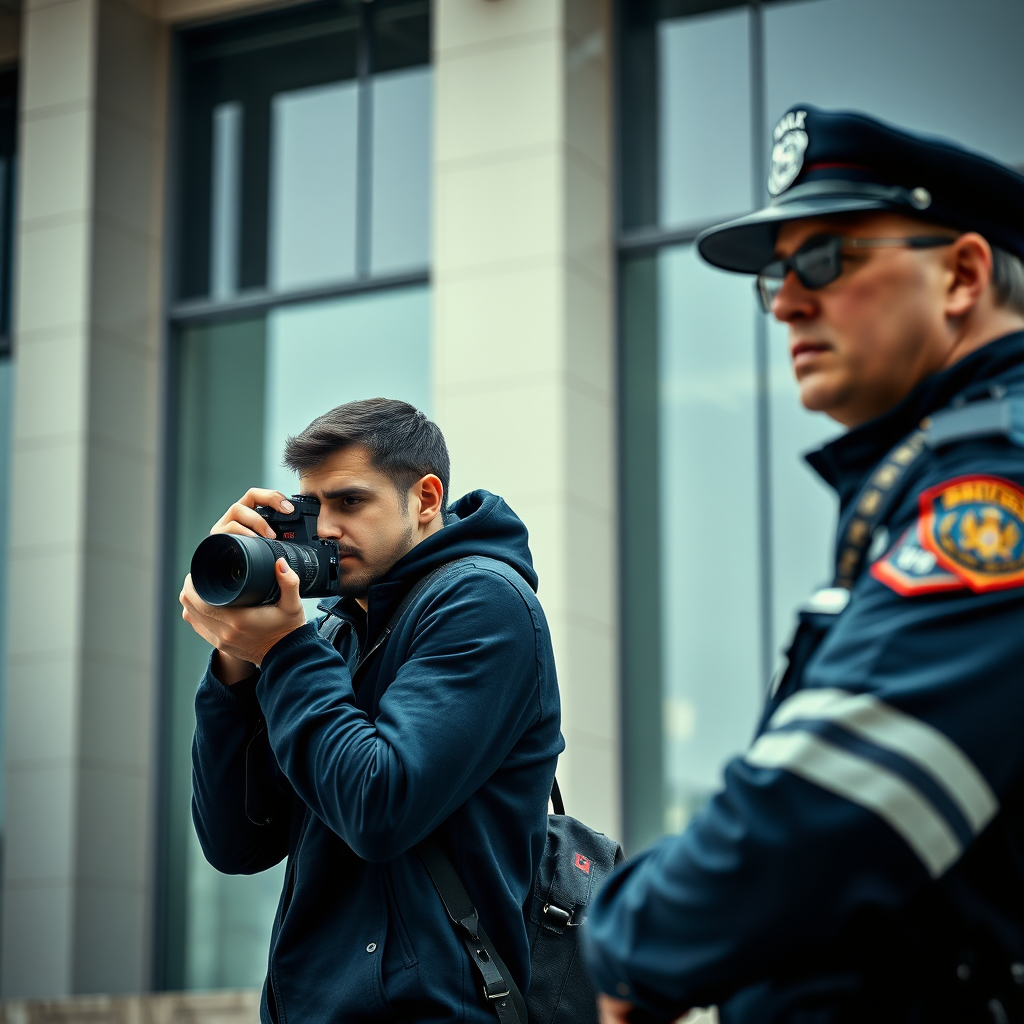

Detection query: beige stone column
xmin=1 ymin=0 xmax=166 ymax=996
xmin=433 ymin=0 xmax=620 ymax=839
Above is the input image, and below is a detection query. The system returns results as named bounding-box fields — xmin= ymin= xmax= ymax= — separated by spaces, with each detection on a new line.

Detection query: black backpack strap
xmin=550 ymin=776 xmax=565 ymax=816
xmin=320 ymin=558 xmax=472 ymax=692
xmin=417 ymin=837 xmax=527 ymax=1024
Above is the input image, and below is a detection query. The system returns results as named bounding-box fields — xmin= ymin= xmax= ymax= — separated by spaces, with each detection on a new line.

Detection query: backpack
xmin=318 ymin=558 xmax=626 ymax=1024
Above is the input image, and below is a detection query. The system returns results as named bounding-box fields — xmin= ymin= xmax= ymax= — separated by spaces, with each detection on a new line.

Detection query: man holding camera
xmin=585 ymin=107 xmax=1024 ymax=1023
xmin=180 ymin=399 xmax=563 ymax=1023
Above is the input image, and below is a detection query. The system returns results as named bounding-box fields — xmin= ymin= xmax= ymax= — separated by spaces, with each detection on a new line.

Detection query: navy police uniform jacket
xmin=191 ymin=491 xmax=564 ymax=1023
xmin=584 ymin=332 xmax=1024 ymax=1024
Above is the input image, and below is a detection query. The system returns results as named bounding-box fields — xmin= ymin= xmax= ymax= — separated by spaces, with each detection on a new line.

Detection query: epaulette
xmin=925 ymin=384 xmax=1024 ymax=450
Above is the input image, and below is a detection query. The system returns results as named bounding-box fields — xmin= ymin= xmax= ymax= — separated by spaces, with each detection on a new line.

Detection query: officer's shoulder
xmin=917 ymin=384 xmax=1024 ymax=487
xmin=923 ymin=382 xmax=1024 ymax=455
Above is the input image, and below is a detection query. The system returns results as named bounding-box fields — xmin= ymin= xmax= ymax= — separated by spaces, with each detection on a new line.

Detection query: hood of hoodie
xmin=383 ymin=489 xmax=538 ymax=591
xmin=317 ymin=490 xmax=538 ymax=627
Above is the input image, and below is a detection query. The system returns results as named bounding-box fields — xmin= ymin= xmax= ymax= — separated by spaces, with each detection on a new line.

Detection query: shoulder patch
xmin=870 ymin=525 xmax=967 ymax=596
xmin=917 ymin=475 xmax=1024 ymax=592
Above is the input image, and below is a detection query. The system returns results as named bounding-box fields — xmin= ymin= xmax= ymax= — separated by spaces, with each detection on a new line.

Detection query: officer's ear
xmin=943 ymin=232 xmax=993 ymax=319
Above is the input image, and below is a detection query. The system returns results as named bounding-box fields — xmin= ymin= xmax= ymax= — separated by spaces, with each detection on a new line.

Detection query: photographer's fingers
xmin=212 ymin=502 xmax=276 ymax=538
xmin=274 ymin=558 xmax=303 ymax=614
xmin=240 ymin=488 xmax=295 ymax=513
xmin=210 ymin=490 xmax=294 ymax=538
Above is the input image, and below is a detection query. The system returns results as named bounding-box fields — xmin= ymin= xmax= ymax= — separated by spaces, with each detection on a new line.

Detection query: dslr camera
xmin=191 ymin=495 xmax=341 ymax=607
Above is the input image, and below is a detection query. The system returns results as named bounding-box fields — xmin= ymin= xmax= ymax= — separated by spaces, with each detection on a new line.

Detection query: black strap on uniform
xmin=833 ymin=426 xmax=929 ymax=589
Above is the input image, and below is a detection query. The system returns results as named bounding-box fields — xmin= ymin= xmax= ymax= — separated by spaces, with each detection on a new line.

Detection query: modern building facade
xmin=0 ymin=0 xmax=1021 ymax=1009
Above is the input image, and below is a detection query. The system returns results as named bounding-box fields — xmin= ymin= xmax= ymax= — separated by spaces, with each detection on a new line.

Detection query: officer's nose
xmin=772 ymin=269 xmax=819 ymax=323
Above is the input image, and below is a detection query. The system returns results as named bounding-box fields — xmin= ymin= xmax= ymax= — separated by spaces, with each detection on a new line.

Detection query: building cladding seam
xmin=746 ymin=729 xmax=962 ymax=877
xmin=768 ymin=688 xmax=998 ymax=833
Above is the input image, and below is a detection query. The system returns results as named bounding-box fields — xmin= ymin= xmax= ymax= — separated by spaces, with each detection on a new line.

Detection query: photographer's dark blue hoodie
xmin=191 ymin=491 xmax=564 ymax=1023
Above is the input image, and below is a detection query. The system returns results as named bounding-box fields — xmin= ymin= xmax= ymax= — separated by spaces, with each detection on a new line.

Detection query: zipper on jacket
xmin=268 ymin=807 xmax=312 ymax=1024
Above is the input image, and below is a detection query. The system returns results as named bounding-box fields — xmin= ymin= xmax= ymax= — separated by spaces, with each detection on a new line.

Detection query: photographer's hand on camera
xmin=211 ymin=487 xmax=295 ymax=540
xmin=180 ymin=488 xmax=308 ymax=684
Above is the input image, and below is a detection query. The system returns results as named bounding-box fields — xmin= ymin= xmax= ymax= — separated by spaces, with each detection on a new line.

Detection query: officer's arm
xmin=583 ymin=560 xmax=1024 ymax=1020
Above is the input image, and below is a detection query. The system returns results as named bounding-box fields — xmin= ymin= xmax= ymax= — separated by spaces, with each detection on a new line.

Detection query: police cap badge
xmin=697 ymin=105 xmax=1024 ymax=275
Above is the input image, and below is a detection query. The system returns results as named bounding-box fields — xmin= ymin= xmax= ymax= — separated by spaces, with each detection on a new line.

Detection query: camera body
xmin=191 ymin=495 xmax=341 ymax=607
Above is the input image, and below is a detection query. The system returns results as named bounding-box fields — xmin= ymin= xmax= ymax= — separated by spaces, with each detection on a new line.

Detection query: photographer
xmin=180 ymin=399 xmax=563 ymax=1023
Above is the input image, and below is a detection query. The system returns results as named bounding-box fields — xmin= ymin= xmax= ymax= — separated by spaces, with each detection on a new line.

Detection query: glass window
xmin=174 ymin=0 xmax=431 ymax=302
xmin=618 ymin=0 xmax=1024 ymax=855
xmin=159 ymin=1 xmax=431 ymax=990
xmin=619 ymin=1 xmax=753 ymax=234
xmin=764 ymin=0 xmax=1024 ymax=173
xmin=655 ymin=246 xmax=761 ymax=831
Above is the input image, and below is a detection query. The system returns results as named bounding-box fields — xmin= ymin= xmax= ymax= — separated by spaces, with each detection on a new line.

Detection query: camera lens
xmin=191 ymin=534 xmax=279 ymax=607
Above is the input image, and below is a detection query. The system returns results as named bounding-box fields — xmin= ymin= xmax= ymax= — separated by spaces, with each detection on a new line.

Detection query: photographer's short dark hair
xmin=284 ymin=399 xmax=450 ymax=507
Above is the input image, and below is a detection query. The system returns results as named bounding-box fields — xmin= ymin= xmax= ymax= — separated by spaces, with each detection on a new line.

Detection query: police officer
xmin=584 ymin=106 xmax=1024 ymax=1024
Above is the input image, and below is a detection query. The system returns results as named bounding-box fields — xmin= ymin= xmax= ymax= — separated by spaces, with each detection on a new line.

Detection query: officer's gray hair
xmin=991 ymin=245 xmax=1024 ymax=315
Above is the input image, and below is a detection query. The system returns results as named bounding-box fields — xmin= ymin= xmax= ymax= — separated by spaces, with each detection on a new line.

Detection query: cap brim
xmin=695 ymin=196 xmax=895 ymax=273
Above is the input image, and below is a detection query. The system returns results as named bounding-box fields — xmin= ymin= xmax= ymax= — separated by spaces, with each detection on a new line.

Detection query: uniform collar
xmin=806 ymin=330 xmax=1024 ymax=510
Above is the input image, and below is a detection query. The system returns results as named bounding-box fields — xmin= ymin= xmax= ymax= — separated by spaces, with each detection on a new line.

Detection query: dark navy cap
xmin=696 ymin=104 xmax=1024 ymax=273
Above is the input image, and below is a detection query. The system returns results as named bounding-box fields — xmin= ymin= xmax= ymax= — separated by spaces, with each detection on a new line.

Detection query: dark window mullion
xmin=356 ymin=3 xmax=374 ymax=279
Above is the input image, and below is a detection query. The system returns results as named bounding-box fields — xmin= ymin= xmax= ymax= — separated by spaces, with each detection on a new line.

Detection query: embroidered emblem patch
xmin=870 ymin=525 xmax=966 ymax=596
xmin=768 ymin=110 xmax=809 ymax=196
xmin=917 ymin=475 xmax=1024 ymax=592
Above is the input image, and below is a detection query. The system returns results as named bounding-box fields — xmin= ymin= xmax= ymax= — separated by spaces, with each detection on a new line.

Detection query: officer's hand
xmin=598 ymin=995 xmax=635 ymax=1024
xmin=179 ymin=559 xmax=306 ymax=673
xmin=211 ymin=487 xmax=295 ymax=539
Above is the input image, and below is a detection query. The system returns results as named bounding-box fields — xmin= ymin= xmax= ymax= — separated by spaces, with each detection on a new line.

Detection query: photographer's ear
xmin=410 ymin=474 xmax=445 ymax=526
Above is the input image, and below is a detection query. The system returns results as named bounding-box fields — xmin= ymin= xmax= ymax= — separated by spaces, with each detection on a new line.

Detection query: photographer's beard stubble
xmin=334 ymin=511 xmax=416 ymax=600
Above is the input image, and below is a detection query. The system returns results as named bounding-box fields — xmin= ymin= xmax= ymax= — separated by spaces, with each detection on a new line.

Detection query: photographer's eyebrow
xmin=310 ymin=486 xmax=374 ymax=502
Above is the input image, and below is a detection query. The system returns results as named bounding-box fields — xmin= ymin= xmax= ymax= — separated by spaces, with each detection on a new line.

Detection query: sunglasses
xmin=756 ymin=233 xmax=957 ymax=312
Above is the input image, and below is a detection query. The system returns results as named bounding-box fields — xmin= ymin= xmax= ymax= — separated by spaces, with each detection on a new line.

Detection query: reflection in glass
xmin=0 ymin=361 xmax=12 ymax=835
xmin=263 ymin=286 xmax=432 ymax=493
xmin=269 ymin=82 xmax=360 ymax=291
xmin=618 ymin=2 xmax=752 ymax=233
xmin=658 ymin=8 xmax=752 ymax=228
xmin=371 ymin=67 xmax=433 ymax=275
xmin=175 ymin=0 xmax=435 ymax=303
xmin=764 ymin=0 xmax=1024 ymax=171
xmin=657 ymin=246 xmax=761 ymax=830
xmin=210 ymin=102 xmax=243 ymax=300
xmin=163 ymin=317 xmax=280 ymax=990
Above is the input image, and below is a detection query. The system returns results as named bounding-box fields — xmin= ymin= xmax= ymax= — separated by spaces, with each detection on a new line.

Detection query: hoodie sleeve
xmin=191 ymin=662 xmax=292 ymax=874
xmin=255 ymin=566 xmax=542 ymax=862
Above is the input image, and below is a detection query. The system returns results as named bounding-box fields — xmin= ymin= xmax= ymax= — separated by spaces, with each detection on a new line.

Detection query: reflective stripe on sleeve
xmin=746 ymin=729 xmax=962 ymax=877
xmin=768 ymin=688 xmax=998 ymax=834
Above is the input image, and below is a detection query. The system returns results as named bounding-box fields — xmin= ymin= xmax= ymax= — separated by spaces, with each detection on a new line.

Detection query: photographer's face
xmin=298 ymin=444 xmax=444 ymax=604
